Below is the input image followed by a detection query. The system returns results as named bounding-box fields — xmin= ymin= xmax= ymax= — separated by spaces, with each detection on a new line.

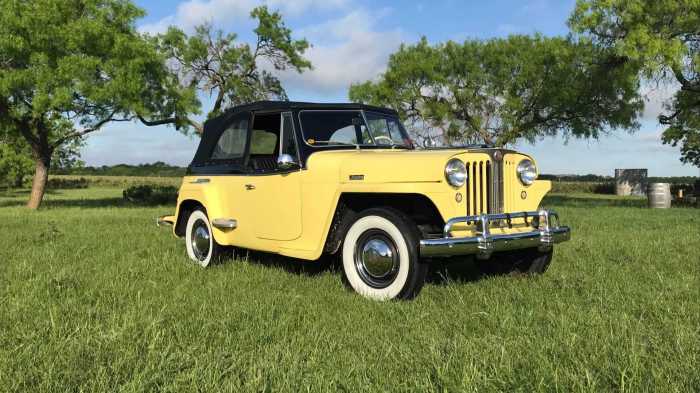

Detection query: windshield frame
xmin=298 ymin=109 xmax=413 ymax=149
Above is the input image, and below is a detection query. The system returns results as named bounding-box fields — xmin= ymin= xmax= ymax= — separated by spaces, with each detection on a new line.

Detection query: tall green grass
xmin=0 ymin=188 xmax=698 ymax=392
xmin=49 ymin=175 xmax=182 ymax=188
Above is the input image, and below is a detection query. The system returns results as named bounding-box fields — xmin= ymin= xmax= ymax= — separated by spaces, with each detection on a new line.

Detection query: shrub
xmin=49 ymin=175 xmax=181 ymax=188
xmin=123 ymin=185 xmax=178 ymax=205
xmin=46 ymin=177 xmax=89 ymax=189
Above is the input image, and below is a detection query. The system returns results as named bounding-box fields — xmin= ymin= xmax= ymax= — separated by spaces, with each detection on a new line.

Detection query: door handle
xmin=189 ymin=178 xmax=210 ymax=184
xmin=245 ymin=184 xmax=255 ymax=190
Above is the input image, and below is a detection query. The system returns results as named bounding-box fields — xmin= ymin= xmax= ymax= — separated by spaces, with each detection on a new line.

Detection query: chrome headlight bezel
xmin=517 ymin=159 xmax=537 ymax=186
xmin=445 ymin=159 xmax=468 ymax=187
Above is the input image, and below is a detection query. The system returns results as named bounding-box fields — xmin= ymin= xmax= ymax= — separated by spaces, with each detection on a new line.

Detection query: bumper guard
xmin=419 ymin=210 xmax=571 ymax=259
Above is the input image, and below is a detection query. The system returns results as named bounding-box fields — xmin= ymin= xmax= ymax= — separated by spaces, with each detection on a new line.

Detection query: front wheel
xmin=341 ymin=208 xmax=427 ymax=300
xmin=185 ymin=209 xmax=226 ymax=267
xmin=483 ymin=248 xmax=553 ymax=275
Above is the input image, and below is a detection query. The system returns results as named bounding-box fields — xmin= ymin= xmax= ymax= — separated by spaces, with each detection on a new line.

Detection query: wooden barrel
xmin=647 ymin=183 xmax=671 ymax=209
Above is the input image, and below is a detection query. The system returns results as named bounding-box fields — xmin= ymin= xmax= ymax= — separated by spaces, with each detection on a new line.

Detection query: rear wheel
xmin=341 ymin=208 xmax=427 ymax=300
xmin=185 ymin=209 xmax=226 ymax=267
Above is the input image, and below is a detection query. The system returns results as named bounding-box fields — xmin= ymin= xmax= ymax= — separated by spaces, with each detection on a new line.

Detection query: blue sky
xmin=81 ymin=0 xmax=699 ymax=176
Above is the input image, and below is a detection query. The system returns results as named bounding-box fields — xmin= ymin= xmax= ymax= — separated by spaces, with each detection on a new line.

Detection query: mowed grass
xmin=0 ymin=187 xmax=698 ymax=392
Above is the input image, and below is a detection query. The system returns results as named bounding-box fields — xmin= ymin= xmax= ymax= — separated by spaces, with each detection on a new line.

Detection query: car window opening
xmin=300 ymin=110 xmax=412 ymax=149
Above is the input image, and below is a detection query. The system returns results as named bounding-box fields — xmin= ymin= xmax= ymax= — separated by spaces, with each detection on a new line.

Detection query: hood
xmin=307 ymin=148 xmax=502 ymax=184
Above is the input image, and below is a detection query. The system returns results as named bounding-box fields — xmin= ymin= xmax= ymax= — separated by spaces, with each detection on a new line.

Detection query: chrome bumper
xmin=156 ymin=215 xmax=175 ymax=227
xmin=419 ymin=210 xmax=571 ymax=259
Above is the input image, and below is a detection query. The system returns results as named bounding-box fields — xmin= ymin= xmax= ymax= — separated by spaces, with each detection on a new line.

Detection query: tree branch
xmin=672 ymin=64 xmax=700 ymax=93
xmin=51 ymin=112 xmax=126 ymax=148
xmin=211 ymin=87 xmax=226 ymax=114
xmin=138 ymin=114 xmax=203 ymax=134
xmin=137 ymin=115 xmax=176 ymax=126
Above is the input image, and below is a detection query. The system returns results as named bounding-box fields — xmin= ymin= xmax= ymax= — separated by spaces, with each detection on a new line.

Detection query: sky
xmin=80 ymin=0 xmax=699 ymax=177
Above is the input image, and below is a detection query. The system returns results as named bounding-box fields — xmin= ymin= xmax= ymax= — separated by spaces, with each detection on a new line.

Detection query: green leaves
xmin=0 ymin=137 xmax=34 ymax=187
xmin=661 ymin=90 xmax=700 ymax=166
xmin=148 ymin=6 xmax=311 ymax=127
xmin=0 ymin=0 xmax=176 ymax=207
xmin=0 ymin=0 xmax=150 ymax=120
xmin=570 ymin=0 xmax=700 ymax=166
xmin=350 ymin=35 xmax=642 ymax=147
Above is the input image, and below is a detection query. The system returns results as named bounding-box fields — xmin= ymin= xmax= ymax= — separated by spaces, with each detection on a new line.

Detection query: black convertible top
xmin=220 ymin=100 xmax=398 ymax=116
xmin=190 ymin=101 xmax=401 ymax=172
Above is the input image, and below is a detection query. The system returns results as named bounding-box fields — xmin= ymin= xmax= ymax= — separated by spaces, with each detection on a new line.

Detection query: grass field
xmin=0 ymin=187 xmax=698 ymax=392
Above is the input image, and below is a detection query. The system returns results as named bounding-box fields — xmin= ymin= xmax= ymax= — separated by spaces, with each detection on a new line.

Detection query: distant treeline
xmin=54 ymin=162 xmax=186 ymax=177
xmin=53 ymin=164 xmax=698 ymax=184
xmin=540 ymin=174 xmax=698 ymax=184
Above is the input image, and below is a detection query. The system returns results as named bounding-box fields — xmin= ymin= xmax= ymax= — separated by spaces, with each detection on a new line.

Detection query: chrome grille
xmin=465 ymin=156 xmax=504 ymax=216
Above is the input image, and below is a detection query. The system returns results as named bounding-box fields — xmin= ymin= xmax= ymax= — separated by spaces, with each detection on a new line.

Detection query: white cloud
xmin=636 ymin=131 xmax=663 ymax=142
xmin=640 ymin=82 xmax=679 ymax=121
xmin=277 ymin=9 xmax=404 ymax=95
xmin=141 ymin=0 xmax=405 ymax=97
xmin=139 ymin=0 xmax=348 ymax=34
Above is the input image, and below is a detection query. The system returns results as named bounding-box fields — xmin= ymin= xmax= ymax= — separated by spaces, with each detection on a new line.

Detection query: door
xmin=243 ymin=112 xmax=303 ymax=241
xmin=190 ymin=111 xmax=255 ymax=245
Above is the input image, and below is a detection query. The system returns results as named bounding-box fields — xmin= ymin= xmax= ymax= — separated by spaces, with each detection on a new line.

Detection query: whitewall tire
xmin=185 ymin=209 xmax=224 ymax=267
xmin=341 ymin=208 xmax=427 ymax=300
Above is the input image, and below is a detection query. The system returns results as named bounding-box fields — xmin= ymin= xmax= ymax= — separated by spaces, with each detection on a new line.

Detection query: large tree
xmin=0 ymin=130 xmax=83 ymax=188
xmin=0 ymin=0 xmax=192 ymax=208
xmin=569 ymin=0 xmax=700 ymax=166
xmin=139 ymin=6 xmax=312 ymax=134
xmin=350 ymin=36 xmax=642 ymax=147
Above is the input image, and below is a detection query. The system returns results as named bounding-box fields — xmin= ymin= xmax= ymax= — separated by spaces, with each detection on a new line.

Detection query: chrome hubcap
xmin=191 ymin=220 xmax=210 ymax=261
xmin=354 ymin=230 xmax=399 ymax=288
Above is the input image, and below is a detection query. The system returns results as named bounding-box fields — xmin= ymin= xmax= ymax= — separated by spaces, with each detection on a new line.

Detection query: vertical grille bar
xmin=479 ymin=161 xmax=486 ymax=214
xmin=472 ymin=162 xmax=478 ymax=215
xmin=465 ymin=162 xmax=471 ymax=216
xmin=475 ymin=162 xmax=481 ymax=214
xmin=486 ymin=161 xmax=492 ymax=213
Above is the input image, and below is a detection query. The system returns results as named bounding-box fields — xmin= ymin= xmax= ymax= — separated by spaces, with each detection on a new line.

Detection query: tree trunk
xmin=27 ymin=155 xmax=50 ymax=209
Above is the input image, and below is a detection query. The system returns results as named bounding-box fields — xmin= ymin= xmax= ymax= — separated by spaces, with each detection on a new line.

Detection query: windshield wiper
xmin=310 ymin=140 xmax=361 ymax=148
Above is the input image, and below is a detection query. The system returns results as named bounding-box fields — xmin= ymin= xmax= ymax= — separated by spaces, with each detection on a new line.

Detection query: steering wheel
xmin=373 ymin=135 xmax=394 ymax=145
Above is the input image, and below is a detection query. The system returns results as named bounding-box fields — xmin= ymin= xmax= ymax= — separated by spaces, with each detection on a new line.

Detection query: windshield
xmin=299 ymin=110 xmax=412 ymax=148
xmin=363 ymin=111 xmax=411 ymax=148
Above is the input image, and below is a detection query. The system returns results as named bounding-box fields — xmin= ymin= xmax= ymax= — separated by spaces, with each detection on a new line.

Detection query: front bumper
xmin=419 ymin=210 xmax=571 ymax=259
xmin=157 ymin=215 xmax=175 ymax=227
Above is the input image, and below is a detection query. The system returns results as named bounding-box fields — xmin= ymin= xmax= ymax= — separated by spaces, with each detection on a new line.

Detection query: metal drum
xmin=647 ymin=183 xmax=671 ymax=209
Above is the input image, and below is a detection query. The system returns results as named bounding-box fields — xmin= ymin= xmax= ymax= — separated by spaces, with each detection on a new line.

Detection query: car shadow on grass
xmin=238 ymin=249 xmax=340 ymax=277
xmin=427 ymin=257 xmax=489 ymax=285
xmin=238 ymin=249 xmax=493 ymax=285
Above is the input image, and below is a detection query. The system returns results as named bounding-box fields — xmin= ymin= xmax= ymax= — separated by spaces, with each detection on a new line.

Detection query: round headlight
xmin=445 ymin=159 xmax=467 ymax=187
xmin=517 ymin=159 xmax=537 ymax=185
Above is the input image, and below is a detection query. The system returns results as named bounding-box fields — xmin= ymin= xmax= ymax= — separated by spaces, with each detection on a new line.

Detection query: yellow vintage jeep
xmin=159 ymin=101 xmax=570 ymax=300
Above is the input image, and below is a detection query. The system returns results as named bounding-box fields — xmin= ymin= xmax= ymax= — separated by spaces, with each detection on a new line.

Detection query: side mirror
xmin=277 ymin=153 xmax=300 ymax=170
